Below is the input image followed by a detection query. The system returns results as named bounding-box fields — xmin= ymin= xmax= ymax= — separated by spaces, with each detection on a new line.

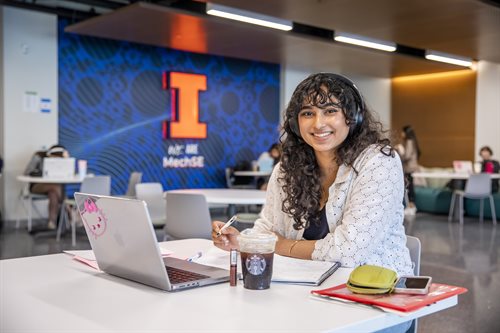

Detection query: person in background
xmin=24 ymin=145 xmax=70 ymax=230
xmin=479 ymin=146 xmax=500 ymax=193
xmin=396 ymin=125 xmax=421 ymax=215
xmin=256 ymin=143 xmax=281 ymax=190
xmin=213 ymin=73 xmax=412 ymax=277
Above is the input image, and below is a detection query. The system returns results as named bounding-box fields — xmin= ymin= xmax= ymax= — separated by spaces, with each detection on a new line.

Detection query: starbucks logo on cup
xmin=246 ymin=254 xmax=266 ymax=275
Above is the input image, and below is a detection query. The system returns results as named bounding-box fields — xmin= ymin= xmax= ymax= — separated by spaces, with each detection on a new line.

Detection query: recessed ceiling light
xmin=425 ymin=50 xmax=473 ymax=67
xmin=206 ymin=3 xmax=293 ymax=31
xmin=334 ymin=32 xmax=396 ymax=52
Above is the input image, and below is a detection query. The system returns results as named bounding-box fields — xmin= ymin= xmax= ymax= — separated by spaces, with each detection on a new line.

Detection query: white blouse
xmin=253 ymin=144 xmax=414 ymax=276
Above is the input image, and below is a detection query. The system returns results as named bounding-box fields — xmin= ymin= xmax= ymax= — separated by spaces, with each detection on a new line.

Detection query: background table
xmin=168 ymin=188 xmax=266 ymax=217
xmin=0 ymin=239 xmax=458 ymax=332
xmin=168 ymin=188 xmax=266 ymax=205
xmin=16 ymin=174 xmax=86 ymax=184
xmin=412 ymin=172 xmax=500 ymax=179
xmin=233 ymin=170 xmax=272 ymax=177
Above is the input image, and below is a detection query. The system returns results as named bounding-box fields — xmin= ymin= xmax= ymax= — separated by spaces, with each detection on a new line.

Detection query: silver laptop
xmin=74 ymin=192 xmax=229 ymax=291
xmin=43 ymin=157 xmax=75 ymax=179
xmin=453 ymin=160 xmax=473 ymax=174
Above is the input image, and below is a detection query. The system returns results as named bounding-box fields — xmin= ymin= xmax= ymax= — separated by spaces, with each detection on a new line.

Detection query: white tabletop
xmin=17 ymin=174 xmax=85 ymax=184
xmin=0 ymin=239 xmax=457 ymax=332
xmin=167 ymin=188 xmax=266 ymax=205
xmin=233 ymin=170 xmax=272 ymax=177
xmin=412 ymin=172 xmax=500 ymax=179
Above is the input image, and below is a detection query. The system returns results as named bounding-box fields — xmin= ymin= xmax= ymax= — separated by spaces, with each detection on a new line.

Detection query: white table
xmin=0 ymin=239 xmax=458 ymax=332
xmin=16 ymin=174 xmax=86 ymax=184
xmin=412 ymin=172 xmax=500 ymax=179
xmin=233 ymin=170 xmax=272 ymax=177
xmin=167 ymin=188 xmax=266 ymax=205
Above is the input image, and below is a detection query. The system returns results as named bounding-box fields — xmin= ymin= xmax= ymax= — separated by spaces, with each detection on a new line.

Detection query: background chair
xmin=448 ymin=173 xmax=497 ymax=225
xmin=57 ymin=175 xmax=111 ymax=246
xmin=135 ymin=182 xmax=167 ymax=228
xmin=406 ymin=235 xmax=421 ymax=333
xmin=15 ymin=185 xmax=48 ymax=232
xmin=406 ymin=235 xmax=421 ymax=276
xmin=164 ymin=192 xmax=212 ymax=240
xmin=124 ymin=171 xmax=142 ymax=198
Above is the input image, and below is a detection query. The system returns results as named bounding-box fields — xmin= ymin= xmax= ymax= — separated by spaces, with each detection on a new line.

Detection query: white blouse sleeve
xmin=312 ymin=150 xmax=406 ymax=267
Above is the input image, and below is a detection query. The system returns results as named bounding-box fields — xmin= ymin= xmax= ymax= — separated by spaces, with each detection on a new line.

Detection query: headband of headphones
xmin=289 ymin=73 xmax=365 ymax=137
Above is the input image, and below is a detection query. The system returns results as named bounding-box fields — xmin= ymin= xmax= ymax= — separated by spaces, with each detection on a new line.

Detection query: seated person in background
xmin=256 ymin=143 xmax=281 ymax=190
xmin=24 ymin=145 xmax=70 ymax=230
xmin=213 ymin=72 xmax=413 ymax=276
xmin=479 ymin=146 xmax=500 ymax=193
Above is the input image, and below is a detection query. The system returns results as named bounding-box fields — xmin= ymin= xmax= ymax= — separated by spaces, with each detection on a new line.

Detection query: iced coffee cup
xmin=237 ymin=229 xmax=277 ymax=290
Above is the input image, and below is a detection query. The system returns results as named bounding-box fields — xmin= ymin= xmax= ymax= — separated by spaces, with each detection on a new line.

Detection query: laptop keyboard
xmin=165 ymin=265 xmax=210 ymax=284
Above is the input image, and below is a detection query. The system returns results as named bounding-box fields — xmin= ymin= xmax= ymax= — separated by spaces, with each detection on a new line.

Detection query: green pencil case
xmin=346 ymin=265 xmax=398 ymax=294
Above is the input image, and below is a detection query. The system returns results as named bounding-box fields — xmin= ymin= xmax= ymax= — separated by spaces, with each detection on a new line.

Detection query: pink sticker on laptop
xmin=81 ymin=197 xmax=108 ymax=238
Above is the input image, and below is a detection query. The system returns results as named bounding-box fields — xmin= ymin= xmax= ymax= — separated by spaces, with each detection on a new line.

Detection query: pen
xmin=216 ymin=215 xmax=238 ymax=237
xmin=186 ymin=251 xmax=202 ymax=262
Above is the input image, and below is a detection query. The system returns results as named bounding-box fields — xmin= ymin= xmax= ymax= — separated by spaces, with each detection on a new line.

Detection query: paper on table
xmin=66 ymin=247 xmax=174 ymax=271
xmin=193 ymin=246 xmax=340 ymax=285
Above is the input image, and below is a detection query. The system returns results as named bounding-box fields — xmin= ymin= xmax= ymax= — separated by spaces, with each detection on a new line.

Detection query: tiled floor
xmin=1 ymin=212 xmax=499 ymax=332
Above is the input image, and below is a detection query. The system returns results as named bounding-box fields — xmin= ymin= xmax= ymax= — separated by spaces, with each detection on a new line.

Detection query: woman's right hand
xmin=211 ymin=220 xmax=240 ymax=251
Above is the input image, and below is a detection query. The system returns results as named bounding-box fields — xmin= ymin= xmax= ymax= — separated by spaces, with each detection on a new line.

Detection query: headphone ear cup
xmin=289 ymin=118 xmax=300 ymax=137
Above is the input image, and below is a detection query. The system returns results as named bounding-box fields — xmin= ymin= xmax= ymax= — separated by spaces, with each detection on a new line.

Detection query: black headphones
xmin=289 ymin=73 xmax=365 ymax=137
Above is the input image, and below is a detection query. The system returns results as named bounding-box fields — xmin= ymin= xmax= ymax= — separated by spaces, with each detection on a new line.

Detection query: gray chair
xmin=16 ymin=186 xmax=48 ymax=232
xmin=406 ymin=235 xmax=421 ymax=276
xmin=57 ymin=175 xmax=111 ymax=246
xmin=164 ymin=192 xmax=212 ymax=240
xmin=124 ymin=171 xmax=142 ymax=198
xmin=448 ymin=173 xmax=497 ymax=225
xmin=135 ymin=182 xmax=167 ymax=228
xmin=406 ymin=235 xmax=422 ymax=333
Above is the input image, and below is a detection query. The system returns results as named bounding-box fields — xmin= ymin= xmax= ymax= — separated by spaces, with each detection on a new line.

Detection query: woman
xmin=397 ymin=125 xmax=421 ymax=215
xmin=24 ymin=144 xmax=70 ymax=230
xmin=479 ymin=146 xmax=500 ymax=193
xmin=213 ymin=73 xmax=413 ymax=277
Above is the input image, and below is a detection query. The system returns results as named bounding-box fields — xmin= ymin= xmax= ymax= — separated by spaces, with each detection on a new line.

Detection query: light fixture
xmin=206 ymin=3 xmax=293 ymax=31
xmin=334 ymin=32 xmax=396 ymax=52
xmin=425 ymin=50 xmax=473 ymax=67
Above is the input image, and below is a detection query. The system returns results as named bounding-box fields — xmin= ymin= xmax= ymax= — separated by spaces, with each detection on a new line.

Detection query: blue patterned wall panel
xmin=58 ymin=20 xmax=280 ymax=194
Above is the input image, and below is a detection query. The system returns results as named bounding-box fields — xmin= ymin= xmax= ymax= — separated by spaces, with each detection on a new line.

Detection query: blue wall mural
xmin=58 ymin=20 xmax=280 ymax=194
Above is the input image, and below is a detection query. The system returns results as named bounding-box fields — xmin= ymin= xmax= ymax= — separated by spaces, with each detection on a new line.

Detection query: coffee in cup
xmin=237 ymin=229 xmax=277 ymax=290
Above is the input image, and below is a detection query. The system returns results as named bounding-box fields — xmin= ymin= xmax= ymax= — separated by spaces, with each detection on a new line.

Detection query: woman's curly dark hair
xmin=279 ymin=73 xmax=392 ymax=230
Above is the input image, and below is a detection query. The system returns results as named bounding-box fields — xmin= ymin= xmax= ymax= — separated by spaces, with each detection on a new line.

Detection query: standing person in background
xmin=479 ymin=146 xmax=500 ymax=193
xmin=24 ymin=145 xmax=70 ymax=230
xmin=396 ymin=125 xmax=421 ymax=215
xmin=256 ymin=143 xmax=281 ymax=190
xmin=213 ymin=73 xmax=413 ymax=284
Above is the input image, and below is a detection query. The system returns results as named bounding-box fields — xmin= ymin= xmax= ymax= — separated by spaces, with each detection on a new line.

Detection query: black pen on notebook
xmin=216 ymin=215 xmax=238 ymax=237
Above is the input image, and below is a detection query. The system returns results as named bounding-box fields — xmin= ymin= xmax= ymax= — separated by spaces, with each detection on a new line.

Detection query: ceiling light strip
xmin=206 ymin=3 xmax=292 ymax=31
xmin=425 ymin=51 xmax=473 ymax=67
xmin=334 ymin=33 xmax=396 ymax=52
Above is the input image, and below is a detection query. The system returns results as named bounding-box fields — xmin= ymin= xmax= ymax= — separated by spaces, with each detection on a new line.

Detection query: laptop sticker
xmin=81 ymin=197 xmax=108 ymax=239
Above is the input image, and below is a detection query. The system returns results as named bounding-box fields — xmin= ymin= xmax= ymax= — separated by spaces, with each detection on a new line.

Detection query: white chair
xmin=406 ymin=235 xmax=421 ymax=333
xmin=406 ymin=235 xmax=421 ymax=276
xmin=448 ymin=173 xmax=497 ymax=225
xmin=135 ymin=183 xmax=167 ymax=228
xmin=124 ymin=171 xmax=142 ymax=198
xmin=57 ymin=175 xmax=111 ymax=246
xmin=164 ymin=192 xmax=212 ymax=240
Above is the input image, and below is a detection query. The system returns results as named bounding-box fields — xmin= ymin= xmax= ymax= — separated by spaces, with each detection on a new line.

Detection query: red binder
xmin=311 ymin=283 xmax=467 ymax=313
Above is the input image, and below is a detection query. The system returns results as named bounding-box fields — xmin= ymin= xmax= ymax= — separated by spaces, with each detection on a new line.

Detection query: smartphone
xmin=393 ymin=276 xmax=432 ymax=294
